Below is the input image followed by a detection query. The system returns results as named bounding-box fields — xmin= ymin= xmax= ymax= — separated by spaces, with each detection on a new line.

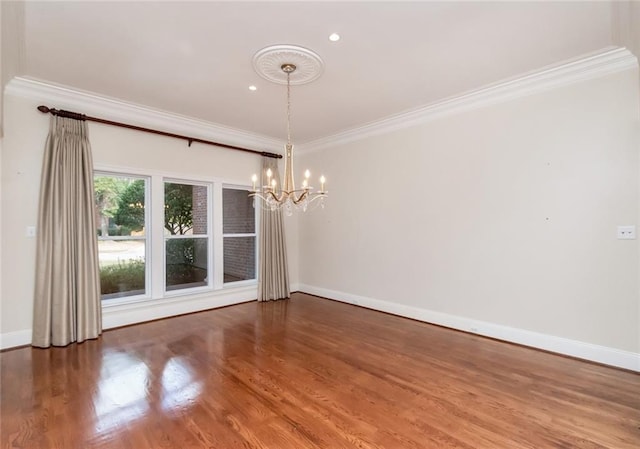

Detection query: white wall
xmin=0 ymin=1 xmax=25 ymax=136
xmin=0 ymin=91 xmax=299 ymax=347
xmin=0 ymin=1 xmax=26 ymax=338
xmin=298 ymin=68 xmax=640 ymax=370
xmin=613 ymin=1 xmax=640 ymax=62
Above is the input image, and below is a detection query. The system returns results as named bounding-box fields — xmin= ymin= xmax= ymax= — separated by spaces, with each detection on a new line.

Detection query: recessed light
xmin=329 ymin=33 xmax=340 ymax=42
xmin=249 ymin=85 xmax=257 ymax=91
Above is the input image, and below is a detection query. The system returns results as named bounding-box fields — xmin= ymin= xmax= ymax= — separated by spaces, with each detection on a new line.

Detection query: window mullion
xmin=150 ymin=174 xmax=165 ymax=299
xmin=213 ymin=182 xmax=224 ymax=289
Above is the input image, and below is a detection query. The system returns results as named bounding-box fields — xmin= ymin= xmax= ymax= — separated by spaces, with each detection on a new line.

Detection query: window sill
xmin=101 ymin=283 xmax=258 ymax=330
xmin=223 ymin=279 xmax=258 ymax=289
xmin=101 ymin=282 xmax=257 ymax=311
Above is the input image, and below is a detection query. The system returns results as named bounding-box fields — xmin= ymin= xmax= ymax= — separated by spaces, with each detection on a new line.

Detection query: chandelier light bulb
xmin=302 ymin=179 xmax=308 ymax=188
xmin=304 ymin=169 xmax=310 ymax=179
xmin=251 ymin=174 xmax=258 ymax=190
xmin=266 ymin=168 xmax=273 ymax=178
xmin=271 ymin=179 xmax=277 ymax=188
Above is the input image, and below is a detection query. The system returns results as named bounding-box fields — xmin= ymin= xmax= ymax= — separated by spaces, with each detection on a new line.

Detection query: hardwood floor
xmin=1 ymin=293 xmax=638 ymax=448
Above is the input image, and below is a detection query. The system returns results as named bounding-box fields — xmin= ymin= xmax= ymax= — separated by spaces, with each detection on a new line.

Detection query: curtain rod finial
xmin=37 ymin=105 xmax=51 ymax=114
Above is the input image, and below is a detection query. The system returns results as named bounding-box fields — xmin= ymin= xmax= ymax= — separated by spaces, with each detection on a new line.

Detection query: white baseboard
xmin=0 ymin=329 xmax=32 ymax=350
xmin=0 ymin=286 xmax=259 ymax=350
xmin=6 ymin=284 xmax=636 ymax=372
xmin=298 ymin=284 xmax=640 ymax=372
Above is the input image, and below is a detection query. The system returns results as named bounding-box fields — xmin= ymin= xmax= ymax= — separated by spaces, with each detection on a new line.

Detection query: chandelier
xmin=250 ymin=46 xmax=327 ymax=215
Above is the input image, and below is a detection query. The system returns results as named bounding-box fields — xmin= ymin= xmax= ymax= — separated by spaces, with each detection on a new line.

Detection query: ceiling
xmin=20 ymin=1 xmax=617 ymax=144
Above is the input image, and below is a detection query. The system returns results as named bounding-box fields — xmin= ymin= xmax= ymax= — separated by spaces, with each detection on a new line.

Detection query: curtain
xmin=257 ymin=157 xmax=290 ymax=301
xmin=32 ymin=116 xmax=102 ymax=348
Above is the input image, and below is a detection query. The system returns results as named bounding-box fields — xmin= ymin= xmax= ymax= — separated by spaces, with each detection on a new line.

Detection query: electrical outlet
xmin=26 ymin=226 xmax=36 ymax=238
xmin=617 ymin=225 xmax=636 ymax=240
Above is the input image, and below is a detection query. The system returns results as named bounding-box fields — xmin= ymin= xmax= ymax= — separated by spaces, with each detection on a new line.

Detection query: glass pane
xmin=223 ymin=188 xmax=255 ymax=234
xmin=166 ymin=238 xmax=208 ymax=290
xmin=98 ymin=240 xmax=145 ymax=299
xmin=223 ymin=236 xmax=256 ymax=283
xmin=94 ymin=176 xmax=146 ymax=237
xmin=164 ymin=182 xmax=207 ymax=236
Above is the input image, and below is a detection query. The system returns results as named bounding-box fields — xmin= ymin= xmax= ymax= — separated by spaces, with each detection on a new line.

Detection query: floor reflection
xmin=93 ymin=350 xmax=150 ymax=435
xmin=92 ymin=350 xmax=203 ymax=436
xmin=257 ymin=298 xmax=289 ymax=327
xmin=161 ymin=356 xmax=203 ymax=415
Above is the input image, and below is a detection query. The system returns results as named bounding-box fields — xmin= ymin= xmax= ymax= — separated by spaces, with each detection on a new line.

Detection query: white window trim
xmin=93 ymin=165 xmax=258 ymax=310
xmin=222 ymin=184 xmax=259 ymax=286
xmin=162 ymin=178 xmax=212 ymax=296
xmin=95 ymin=171 xmax=151 ymax=304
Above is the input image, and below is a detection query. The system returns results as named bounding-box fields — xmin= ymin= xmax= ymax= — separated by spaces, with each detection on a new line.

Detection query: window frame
xmin=93 ymin=166 xmax=258 ymax=309
xmin=222 ymin=184 xmax=259 ymax=288
xmin=94 ymin=171 xmax=151 ymax=304
xmin=163 ymin=178 xmax=213 ymax=296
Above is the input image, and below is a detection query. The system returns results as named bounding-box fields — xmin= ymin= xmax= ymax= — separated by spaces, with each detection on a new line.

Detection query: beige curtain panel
xmin=257 ymin=157 xmax=290 ymax=301
xmin=32 ymin=116 xmax=102 ymax=348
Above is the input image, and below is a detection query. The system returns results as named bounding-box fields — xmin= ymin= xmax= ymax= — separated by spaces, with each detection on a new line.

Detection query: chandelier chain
xmin=286 ymin=71 xmax=291 ymax=146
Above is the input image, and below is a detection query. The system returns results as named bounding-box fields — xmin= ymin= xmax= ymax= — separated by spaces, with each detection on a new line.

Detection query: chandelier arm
xmin=292 ymin=190 xmax=309 ymax=205
xmin=266 ymin=190 xmax=283 ymax=203
xmin=278 ymin=191 xmax=290 ymax=203
xmin=248 ymin=192 xmax=267 ymax=205
xmin=307 ymin=192 xmax=328 ymax=203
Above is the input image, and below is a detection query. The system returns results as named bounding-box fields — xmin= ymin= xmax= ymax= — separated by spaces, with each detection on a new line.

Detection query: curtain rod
xmin=36 ymin=105 xmax=282 ymax=159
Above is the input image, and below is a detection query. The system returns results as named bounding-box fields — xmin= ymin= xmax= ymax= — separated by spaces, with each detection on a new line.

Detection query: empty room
xmin=1 ymin=1 xmax=639 ymax=448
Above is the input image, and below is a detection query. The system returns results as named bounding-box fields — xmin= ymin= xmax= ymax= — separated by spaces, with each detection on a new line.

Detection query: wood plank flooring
xmin=1 ymin=293 xmax=639 ymax=448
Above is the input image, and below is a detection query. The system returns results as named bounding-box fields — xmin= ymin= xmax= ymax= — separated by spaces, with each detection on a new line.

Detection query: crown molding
xmin=299 ymin=46 xmax=639 ymax=154
xmin=5 ymin=76 xmax=284 ymax=153
xmin=6 ymin=46 xmax=637 ymax=155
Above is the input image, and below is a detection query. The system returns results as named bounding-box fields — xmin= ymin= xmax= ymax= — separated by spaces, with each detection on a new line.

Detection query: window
xmin=164 ymin=181 xmax=210 ymax=292
xmin=94 ymin=174 xmax=148 ymax=299
xmin=223 ymin=187 xmax=257 ymax=284
xmin=94 ymin=170 xmax=256 ymax=304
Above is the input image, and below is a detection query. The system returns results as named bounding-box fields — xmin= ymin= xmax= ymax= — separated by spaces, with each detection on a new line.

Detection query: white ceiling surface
xmin=22 ymin=1 xmax=614 ymax=144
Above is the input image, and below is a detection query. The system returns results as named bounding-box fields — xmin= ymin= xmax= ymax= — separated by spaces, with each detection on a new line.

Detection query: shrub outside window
xmin=94 ymin=174 xmax=148 ymax=299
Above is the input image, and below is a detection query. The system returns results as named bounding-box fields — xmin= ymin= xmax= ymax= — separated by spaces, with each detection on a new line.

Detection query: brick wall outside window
xmin=223 ymin=189 xmax=256 ymax=281
xmin=192 ymin=185 xmax=208 ymax=235
xmin=192 ymin=185 xmax=208 ymax=270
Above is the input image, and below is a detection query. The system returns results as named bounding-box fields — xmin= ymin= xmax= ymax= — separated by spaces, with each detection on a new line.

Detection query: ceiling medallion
xmin=252 ymin=44 xmax=324 ymax=85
